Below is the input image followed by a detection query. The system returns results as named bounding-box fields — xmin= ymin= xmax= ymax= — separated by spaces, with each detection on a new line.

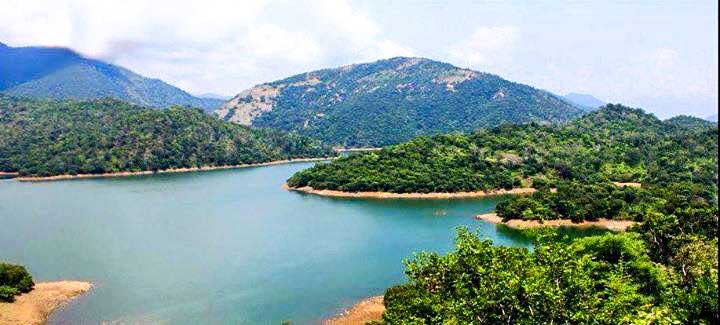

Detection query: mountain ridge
xmin=217 ymin=57 xmax=584 ymax=147
xmin=0 ymin=43 xmax=222 ymax=111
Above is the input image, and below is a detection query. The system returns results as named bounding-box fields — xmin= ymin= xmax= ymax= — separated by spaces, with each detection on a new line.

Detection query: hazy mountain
xmin=217 ymin=57 xmax=583 ymax=147
xmin=196 ymin=93 xmax=232 ymax=100
xmin=563 ymin=92 xmax=606 ymax=110
xmin=0 ymin=42 xmax=222 ymax=111
xmin=705 ymin=114 xmax=718 ymax=122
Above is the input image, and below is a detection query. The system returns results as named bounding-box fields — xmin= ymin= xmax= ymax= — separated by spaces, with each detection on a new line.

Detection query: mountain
xmin=0 ymin=95 xmax=333 ymax=177
xmin=197 ymin=93 xmax=232 ymax=100
xmin=217 ymin=57 xmax=584 ymax=147
xmin=0 ymin=42 xmax=223 ymax=111
xmin=563 ymin=92 xmax=605 ymax=110
xmin=287 ymin=104 xmax=718 ymax=193
xmin=706 ymin=114 xmax=718 ymax=122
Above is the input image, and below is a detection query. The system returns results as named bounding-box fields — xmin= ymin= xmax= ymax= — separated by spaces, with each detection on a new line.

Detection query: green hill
xmin=0 ymin=95 xmax=333 ymax=177
xmin=0 ymin=43 xmax=222 ymax=111
xmin=217 ymin=57 xmax=583 ymax=147
xmin=287 ymin=104 xmax=718 ymax=193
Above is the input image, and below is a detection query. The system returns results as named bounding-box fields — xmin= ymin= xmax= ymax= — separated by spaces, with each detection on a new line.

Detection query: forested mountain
xmin=217 ymin=57 xmax=583 ymax=147
xmin=0 ymin=95 xmax=333 ymax=177
xmin=563 ymin=92 xmax=605 ymax=110
xmin=0 ymin=42 xmax=222 ymax=111
xmin=288 ymin=104 xmax=718 ymax=194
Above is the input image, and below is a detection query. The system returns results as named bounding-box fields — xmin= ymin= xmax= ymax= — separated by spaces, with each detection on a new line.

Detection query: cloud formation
xmin=0 ymin=0 xmax=414 ymax=94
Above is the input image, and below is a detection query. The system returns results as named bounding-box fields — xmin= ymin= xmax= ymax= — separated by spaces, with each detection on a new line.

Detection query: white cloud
xmin=446 ymin=26 xmax=519 ymax=68
xmin=0 ymin=0 xmax=413 ymax=95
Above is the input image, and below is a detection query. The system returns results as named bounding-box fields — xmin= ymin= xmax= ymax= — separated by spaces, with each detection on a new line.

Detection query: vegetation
xmin=0 ymin=262 xmax=34 ymax=302
xmin=288 ymin=104 xmax=718 ymax=195
xmin=307 ymin=104 xmax=719 ymax=323
xmin=0 ymin=95 xmax=334 ymax=177
xmin=217 ymin=57 xmax=583 ymax=146
xmin=381 ymin=228 xmax=718 ymax=323
xmin=0 ymin=43 xmax=222 ymax=111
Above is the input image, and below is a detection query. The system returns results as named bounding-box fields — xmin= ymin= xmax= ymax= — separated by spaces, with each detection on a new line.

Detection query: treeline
xmin=0 ymin=262 xmax=34 ymax=302
xmin=288 ymin=104 xmax=718 ymax=193
xmin=0 ymin=96 xmax=334 ymax=177
xmin=381 ymin=228 xmax=718 ymax=323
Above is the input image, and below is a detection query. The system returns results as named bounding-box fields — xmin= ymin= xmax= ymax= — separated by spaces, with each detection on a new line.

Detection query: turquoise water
xmin=0 ymin=162 xmax=529 ymax=324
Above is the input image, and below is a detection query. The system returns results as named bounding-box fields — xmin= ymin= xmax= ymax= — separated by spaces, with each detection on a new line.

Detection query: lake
xmin=0 ymin=161 xmax=530 ymax=324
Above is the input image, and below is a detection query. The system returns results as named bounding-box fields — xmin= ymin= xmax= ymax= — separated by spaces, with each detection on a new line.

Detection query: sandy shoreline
xmin=0 ymin=171 xmax=19 ymax=178
xmin=0 ymin=281 xmax=93 ymax=325
xmin=14 ymin=157 xmax=332 ymax=182
xmin=476 ymin=213 xmax=635 ymax=231
xmin=323 ymin=296 xmax=384 ymax=324
xmin=284 ymin=184 xmax=537 ymax=199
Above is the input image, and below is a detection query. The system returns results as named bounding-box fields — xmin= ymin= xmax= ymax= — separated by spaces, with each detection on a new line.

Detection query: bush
xmin=0 ymin=285 xmax=19 ymax=302
xmin=0 ymin=262 xmax=34 ymax=302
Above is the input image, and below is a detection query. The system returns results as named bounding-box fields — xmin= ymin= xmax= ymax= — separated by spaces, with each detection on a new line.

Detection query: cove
xmin=0 ymin=161 xmax=530 ymax=324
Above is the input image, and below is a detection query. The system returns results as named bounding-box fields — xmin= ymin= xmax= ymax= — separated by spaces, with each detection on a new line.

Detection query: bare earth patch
xmin=612 ymin=182 xmax=642 ymax=188
xmin=476 ymin=213 xmax=635 ymax=231
xmin=284 ymin=184 xmax=537 ymax=199
xmin=323 ymin=296 xmax=384 ymax=325
xmin=0 ymin=281 xmax=92 ymax=325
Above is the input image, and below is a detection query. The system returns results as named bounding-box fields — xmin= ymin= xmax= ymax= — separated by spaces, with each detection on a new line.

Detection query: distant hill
xmin=197 ymin=93 xmax=232 ymax=100
xmin=0 ymin=42 xmax=222 ymax=111
xmin=706 ymin=114 xmax=718 ymax=122
xmin=0 ymin=95 xmax=332 ymax=177
xmin=563 ymin=92 xmax=605 ymax=110
xmin=665 ymin=115 xmax=717 ymax=129
xmin=217 ymin=57 xmax=584 ymax=147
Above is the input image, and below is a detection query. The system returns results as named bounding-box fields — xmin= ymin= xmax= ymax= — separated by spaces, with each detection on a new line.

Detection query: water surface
xmin=0 ymin=162 xmax=529 ymax=324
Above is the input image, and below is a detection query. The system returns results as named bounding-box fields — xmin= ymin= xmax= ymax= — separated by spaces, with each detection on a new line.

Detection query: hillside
xmin=0 ymin=95 xmax=333 ymax=177
xmin=287 ymin=104 xmax=718 ymax=193
xmin=0 ymin=43 xmax=222 ymax=111
xmin=665 ymin=115 xmax=717 ymax=129
xmin=217 ymin=57 xmax=583 ymax=146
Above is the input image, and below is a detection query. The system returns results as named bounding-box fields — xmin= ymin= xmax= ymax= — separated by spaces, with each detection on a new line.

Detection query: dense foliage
xmin=0 ymin=43 xmax=222 ymax=111
xmin=382 ymin=228 xmax=718 ymax=323
xmin=0 ymin=262 xmax=34 ymax=302
xmin=288 ymin=104 xmax=718 ymax=194
xmin=217 ymin=57 xmax=583 ymax=146
xmin=0 ymin=96 xmax=333 ymax=177
xmin=321 ymin=105 xmax=719 ymax=323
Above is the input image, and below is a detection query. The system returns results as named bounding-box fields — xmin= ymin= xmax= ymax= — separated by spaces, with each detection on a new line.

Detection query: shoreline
xmin=284 ymin=184 xmax=537 ymax=199
xmin=476 ymin=213 xmax=635 ymax=231
xmin=0 ymin=171 xmax=19 ymax=179
xmin=0 ymin=281 xmax=93 ymax=325
xmin=14 ymin=157 xmax=333 ymax=182
xmin=323 ymin=296 xmax=384 ymax=324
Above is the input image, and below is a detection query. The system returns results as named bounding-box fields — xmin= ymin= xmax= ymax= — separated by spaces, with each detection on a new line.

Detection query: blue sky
xmin=1 ymin=0 xmax=717 ymax=118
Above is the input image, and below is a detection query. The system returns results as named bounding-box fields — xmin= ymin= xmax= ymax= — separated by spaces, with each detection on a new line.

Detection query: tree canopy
xmin=0 ymin=95 xmax=334 ymax=177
